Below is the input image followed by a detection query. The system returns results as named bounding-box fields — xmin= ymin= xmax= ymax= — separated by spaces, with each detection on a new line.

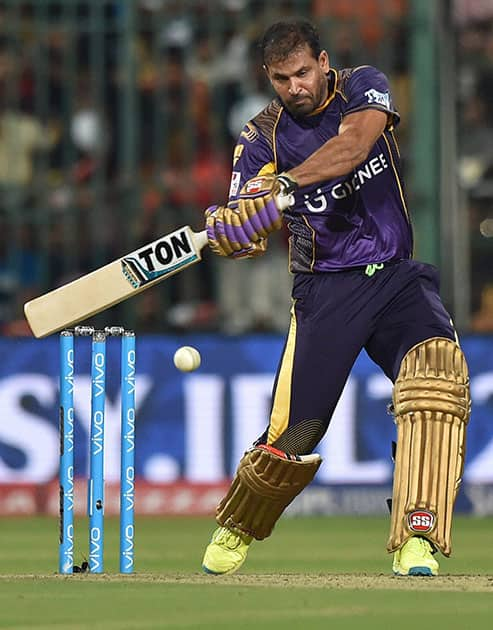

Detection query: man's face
xmin=264 ymin=45 xmax=330 ymax=117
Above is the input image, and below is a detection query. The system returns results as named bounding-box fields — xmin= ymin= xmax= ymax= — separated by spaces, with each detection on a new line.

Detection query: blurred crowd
xmin=455 ymin=2 xmax=493 ymax=331
xmin=0 ymin=0 xmax=491 ymax=335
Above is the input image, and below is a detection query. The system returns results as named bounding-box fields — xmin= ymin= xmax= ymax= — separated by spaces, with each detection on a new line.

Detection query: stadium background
xmin=0 ymin=0 xmax=492 ymax=520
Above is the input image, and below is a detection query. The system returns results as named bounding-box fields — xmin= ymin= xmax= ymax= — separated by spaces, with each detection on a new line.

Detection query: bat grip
xmin=195 ymin=230 xmax=209 ymax=249
xmin=277 ymin=192 xmax=294 ymax=211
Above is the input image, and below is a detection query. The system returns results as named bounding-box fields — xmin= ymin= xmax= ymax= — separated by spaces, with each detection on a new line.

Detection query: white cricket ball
xmin=173 ymin=346 xmax=201 ymax=372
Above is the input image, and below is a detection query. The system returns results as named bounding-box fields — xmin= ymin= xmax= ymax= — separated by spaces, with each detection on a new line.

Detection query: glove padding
xmin=236 ymin=173 xmax=296 ymax=238
xmin=205 ymin=173 xmax=297 ymax=258
xmin=205 ymin=202 xmax=268 ymax=258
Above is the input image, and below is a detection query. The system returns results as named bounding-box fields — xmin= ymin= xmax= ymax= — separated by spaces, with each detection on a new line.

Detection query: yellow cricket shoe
xmin=202 ymin=526 xmax=253 ymax=575
xmin=393 ymin=536 xmax=439 ymax=576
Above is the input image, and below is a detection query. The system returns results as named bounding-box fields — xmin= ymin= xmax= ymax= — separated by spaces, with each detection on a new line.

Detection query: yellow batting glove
xmin=205 ymin=203 xmax=268 ymax=258
xmin=235 ymin=173 xmax=297 ymax=239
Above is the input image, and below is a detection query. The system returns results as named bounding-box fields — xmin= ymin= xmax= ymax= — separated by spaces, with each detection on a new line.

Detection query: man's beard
xmin=284 ymin=95 xmax=315 ymax=117
xmin=283 ymin=77 xmax=328 ymax=117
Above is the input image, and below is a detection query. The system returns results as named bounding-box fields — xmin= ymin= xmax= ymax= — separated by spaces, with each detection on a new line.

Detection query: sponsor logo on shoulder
xmin=121 ymin=228 xmax=197 ymax=288
xmin=364 ymin=88 xmax=391 ymax=109
xmin=407 ymin=510 xmax=435 ymax=533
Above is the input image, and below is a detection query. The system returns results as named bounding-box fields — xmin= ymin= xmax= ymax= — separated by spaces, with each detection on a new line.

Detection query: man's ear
xmin=319 ymin=50 xmax=330 ymax=72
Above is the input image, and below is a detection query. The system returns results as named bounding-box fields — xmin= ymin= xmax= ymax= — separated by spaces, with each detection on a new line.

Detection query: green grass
xmin=1 ymin=516 xmax=492 ymax=629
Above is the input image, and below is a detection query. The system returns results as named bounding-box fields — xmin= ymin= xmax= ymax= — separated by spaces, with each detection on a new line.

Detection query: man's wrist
xmin=277 ymin=172 xmax=298 ymax=195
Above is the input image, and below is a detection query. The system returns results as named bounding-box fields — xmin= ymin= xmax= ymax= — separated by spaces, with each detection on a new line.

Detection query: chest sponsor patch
xmin=229 ymin=171 xmax=241 ymax=197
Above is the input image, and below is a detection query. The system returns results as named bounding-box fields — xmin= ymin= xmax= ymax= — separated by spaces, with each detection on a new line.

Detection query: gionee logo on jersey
xmin=330 ymin=153 xmax=389 ymax=201
xmin=303 ymin=189 xmax=327 ymax=213
xmin=407 ymin=510 xmax=435 ymax=533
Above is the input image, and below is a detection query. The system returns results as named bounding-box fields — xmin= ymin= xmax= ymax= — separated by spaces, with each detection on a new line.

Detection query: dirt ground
xmin=3 ymin=573 xmax=493 ymax=592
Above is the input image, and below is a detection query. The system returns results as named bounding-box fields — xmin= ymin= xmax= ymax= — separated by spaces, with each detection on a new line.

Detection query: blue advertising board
xmin=0 ymin=334 xmax=492 ymax=514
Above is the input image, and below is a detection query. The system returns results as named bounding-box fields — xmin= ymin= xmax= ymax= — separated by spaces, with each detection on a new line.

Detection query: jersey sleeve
xmin=343 ymin=66 xmax=400 ymax=128
xmin=227 ymin=122 xmax=276 ymax=203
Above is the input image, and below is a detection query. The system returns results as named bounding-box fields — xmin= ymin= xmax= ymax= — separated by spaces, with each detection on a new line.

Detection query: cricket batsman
xmin=201 ymin=20 xmax=471 ymax=576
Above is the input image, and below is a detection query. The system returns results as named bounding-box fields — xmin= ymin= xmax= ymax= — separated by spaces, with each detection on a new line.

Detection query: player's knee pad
xmin=216 ymin=445 xmax=322 ymax=540
xmin=387 ymin=337 xmax=471 ymax=556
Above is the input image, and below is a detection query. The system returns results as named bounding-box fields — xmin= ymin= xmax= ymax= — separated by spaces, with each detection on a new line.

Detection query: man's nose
xmin=288 ymin=78 xmax=301 ymax=95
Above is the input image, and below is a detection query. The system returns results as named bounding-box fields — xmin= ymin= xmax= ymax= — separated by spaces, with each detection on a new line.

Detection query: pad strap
xmin=216 ymin=445 xmax=322 ymax=540
xmin=387 ymin=337 xmax=471 ymax=556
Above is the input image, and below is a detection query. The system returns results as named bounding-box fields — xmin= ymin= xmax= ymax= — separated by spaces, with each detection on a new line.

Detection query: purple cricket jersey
xmin=228 ymin=65 xmax=413 ymax=272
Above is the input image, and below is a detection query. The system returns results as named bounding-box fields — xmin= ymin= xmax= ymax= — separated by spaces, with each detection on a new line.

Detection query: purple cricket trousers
xmin=259 ymin=260 xmax=456 ymax=448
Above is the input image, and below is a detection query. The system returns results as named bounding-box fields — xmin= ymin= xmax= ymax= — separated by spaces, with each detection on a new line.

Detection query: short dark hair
xmin=261 ymin=20 xmax=322 ymax=67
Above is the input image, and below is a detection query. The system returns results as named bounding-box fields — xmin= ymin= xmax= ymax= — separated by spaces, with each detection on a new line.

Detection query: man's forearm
xmin=287 ymin=131 xmax=369 ymax=187
xmin=286 ymin=110 xmax=388 ymax=188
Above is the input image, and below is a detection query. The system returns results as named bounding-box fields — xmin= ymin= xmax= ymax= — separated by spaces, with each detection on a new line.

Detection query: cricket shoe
xmin=393 ymin=536 xmax=439 ymax=576
xmin=202 ymin=526 xmax=252 ymax=575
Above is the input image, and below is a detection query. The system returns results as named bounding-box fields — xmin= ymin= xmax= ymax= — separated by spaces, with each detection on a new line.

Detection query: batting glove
xmin=235 ymin=173 xmax=297 ymax=238
xmin=205 ymin=202 xmax=269 ymax=258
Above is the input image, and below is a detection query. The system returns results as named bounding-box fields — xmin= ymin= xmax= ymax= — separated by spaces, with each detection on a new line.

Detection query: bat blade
xmin=24 ymin=226 xmax=208 ymax=338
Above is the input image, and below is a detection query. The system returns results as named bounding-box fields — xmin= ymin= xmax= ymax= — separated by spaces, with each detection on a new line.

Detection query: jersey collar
xmin=309 ymin=67 xmax=338 ymax=116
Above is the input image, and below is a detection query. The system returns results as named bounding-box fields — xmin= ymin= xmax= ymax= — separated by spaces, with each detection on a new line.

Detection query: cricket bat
xmin=24 ymin=192 xmax=293 ymax=338
xmin=24 ymin=226 xmax=209 ymax=338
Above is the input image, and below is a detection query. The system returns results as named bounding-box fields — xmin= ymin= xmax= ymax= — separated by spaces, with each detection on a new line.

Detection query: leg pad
xmin=216 ymin=445 xmax=322 ymax=540
xmin=387 ymin=337 xmax=471 ymax=556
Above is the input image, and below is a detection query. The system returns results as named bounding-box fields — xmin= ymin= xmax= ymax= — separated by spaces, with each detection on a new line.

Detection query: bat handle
xmin=277 ymin=192 xmax=294 ymax=211
xmin=194 ymin=229 xmax=209 ymax=250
